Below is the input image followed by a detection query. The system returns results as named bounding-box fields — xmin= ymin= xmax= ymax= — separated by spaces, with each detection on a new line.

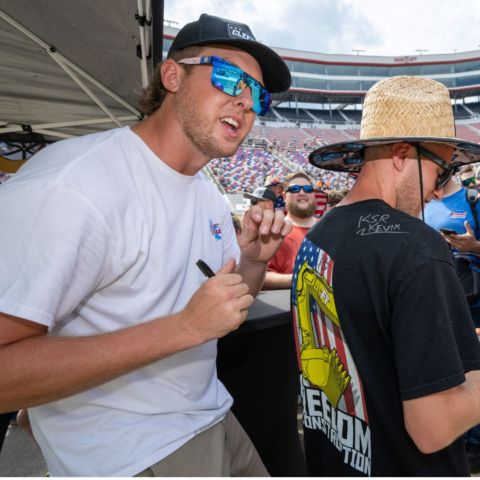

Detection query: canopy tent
xmin=0 ymin=0 xmax=164 ymax=150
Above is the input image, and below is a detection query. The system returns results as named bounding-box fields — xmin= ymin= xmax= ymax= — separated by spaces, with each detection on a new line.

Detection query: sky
xmin=164 ymin=0 xmax=480 ymax=57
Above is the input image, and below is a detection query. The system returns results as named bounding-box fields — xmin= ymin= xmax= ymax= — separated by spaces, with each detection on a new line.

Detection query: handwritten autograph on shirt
xmin=356 ymin=213 xmax=406 ymax=236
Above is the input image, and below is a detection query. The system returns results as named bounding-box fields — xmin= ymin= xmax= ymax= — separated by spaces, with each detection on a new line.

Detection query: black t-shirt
xmin=291 ymin=199 xmax=480 ymax=476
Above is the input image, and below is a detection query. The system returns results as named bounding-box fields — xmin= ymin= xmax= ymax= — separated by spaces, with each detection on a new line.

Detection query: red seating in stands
xmin=456 ymin=124 xmax=480 ymax=143
xmin=210 ymin=142 xmax=355 ymax=195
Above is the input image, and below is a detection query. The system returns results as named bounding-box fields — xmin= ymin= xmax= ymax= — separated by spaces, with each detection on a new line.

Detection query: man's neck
xmin=286 ymin=213 xmax=316 ymax=228
xmin=131 ymin=106 xmax=209 ymax=176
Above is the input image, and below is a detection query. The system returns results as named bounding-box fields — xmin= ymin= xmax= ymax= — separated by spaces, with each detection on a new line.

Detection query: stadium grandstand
xmin=3 ymin=20 xmax=480 ymax=215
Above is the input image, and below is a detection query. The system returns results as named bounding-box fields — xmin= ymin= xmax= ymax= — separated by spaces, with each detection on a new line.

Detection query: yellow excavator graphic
xmin=296 ymin=261 xmax=351 ymax=407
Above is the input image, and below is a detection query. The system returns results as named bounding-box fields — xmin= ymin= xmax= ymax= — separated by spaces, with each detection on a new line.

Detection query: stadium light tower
xmin=352 ymin=49 xmax=365 ymax=55
xmin=415 ymin=49 xmax=428 ymax=56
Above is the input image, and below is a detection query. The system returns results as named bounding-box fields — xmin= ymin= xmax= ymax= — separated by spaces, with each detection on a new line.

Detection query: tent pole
xmin=136 ymin=0 xmax=150 ymax=88
xmin=144 ymin=0 xmax=152 ymax=68
xmin=30 ymin=130 xmax=73 ymax=139
xmin=152 ymin=0 xmax=164 ymax=68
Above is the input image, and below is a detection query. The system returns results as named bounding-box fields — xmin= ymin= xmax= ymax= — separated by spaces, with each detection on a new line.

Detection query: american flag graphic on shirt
xmin=292 ymin=237 xmax=372 ymax=475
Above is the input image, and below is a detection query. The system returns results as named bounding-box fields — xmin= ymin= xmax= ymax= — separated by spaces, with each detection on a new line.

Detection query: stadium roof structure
xmin=273 ymin=48 xmax=480 ymax=105
xmin=165 ymin=27 xmax=480 ymax=106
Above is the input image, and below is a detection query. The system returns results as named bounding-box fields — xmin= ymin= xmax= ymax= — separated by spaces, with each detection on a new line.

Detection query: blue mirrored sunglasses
xmin=177 ymin=56 xmax=271 ymax=116
xmin=286 ymin=184 xmax=314 ymax=193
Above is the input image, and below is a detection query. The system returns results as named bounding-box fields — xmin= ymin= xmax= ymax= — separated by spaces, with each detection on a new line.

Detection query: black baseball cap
xmin=168 ymin=13 xmax=291 ymax=93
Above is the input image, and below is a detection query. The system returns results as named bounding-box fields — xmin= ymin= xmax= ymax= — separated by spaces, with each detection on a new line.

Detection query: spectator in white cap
xmin=244 ymin=186 xmax=277 ymax=212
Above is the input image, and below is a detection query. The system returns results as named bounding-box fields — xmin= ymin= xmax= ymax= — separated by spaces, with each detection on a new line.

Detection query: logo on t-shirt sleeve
xmin=209 ymin=220 xmax=222 ymax=240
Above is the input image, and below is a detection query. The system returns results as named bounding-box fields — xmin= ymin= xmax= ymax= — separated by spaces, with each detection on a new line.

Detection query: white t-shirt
xmin=0 ymin=127 xmax=239 ymax=476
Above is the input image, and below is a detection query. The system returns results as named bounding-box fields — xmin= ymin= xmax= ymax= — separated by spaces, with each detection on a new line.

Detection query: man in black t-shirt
xmin=293 ymin=75 xmax=480 ymax=476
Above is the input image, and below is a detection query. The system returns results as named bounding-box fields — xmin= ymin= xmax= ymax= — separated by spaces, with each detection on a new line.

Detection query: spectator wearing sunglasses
xmin=461 ymin=166 xmax=480 ymax=199
xmin=424 ymin=167 xmax=480 ymax=323
xmin=263 ymin=172 xmax=317 ymax=290
xmin=0 ymin=13 xmax=292 ymax=477
xmin=294 ymin=76 xmax=480 ymax=476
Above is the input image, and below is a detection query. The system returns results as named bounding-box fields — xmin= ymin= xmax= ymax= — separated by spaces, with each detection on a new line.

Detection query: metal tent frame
xmin=0 ymin=1 xmax=163 ymax=144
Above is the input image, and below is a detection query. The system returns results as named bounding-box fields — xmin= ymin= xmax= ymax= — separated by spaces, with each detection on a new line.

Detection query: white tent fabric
xmin=0 ymin=1 xmax=155 ymax=140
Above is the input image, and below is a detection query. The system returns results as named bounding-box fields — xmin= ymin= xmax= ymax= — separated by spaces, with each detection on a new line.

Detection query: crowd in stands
xmin=210 ymin=141 xmax=356 ymax=196
xmin=209 ymin=146 xmax=291 ymax=193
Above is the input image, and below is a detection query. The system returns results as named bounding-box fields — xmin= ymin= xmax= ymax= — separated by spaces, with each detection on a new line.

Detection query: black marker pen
xmin=196 ymin=259 xmax=216 ymax=278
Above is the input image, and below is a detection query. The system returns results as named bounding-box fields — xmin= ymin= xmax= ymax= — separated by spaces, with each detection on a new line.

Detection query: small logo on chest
xmin=209 ymin=220 xmax=222 ymax=240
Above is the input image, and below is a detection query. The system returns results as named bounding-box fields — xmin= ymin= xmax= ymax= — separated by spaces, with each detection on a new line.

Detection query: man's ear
xmin=391 ymin=143 xmax=412 ymax=172
xmin=160 ymin=58 xmax=183 ymax=93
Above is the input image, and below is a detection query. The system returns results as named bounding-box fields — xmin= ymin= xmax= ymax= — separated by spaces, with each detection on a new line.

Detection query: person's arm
xmin=0 ymin=259 xmax=252 ymax=413
xmin=403 ymin=371 xmax=480 ymax=453
xmin=262 ymin=271 xmax=293 ymax=290
xmin=236 ymin=206 xmax=292 ymax=296
xmin=444 ymin=220 xmax=480 ymax=254
xmin=391 ymin=248 xmax=480 ymax=454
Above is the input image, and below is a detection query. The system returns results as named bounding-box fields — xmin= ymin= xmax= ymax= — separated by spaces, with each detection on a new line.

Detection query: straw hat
xmin=309 ymin=76 xmax=480 ymax=172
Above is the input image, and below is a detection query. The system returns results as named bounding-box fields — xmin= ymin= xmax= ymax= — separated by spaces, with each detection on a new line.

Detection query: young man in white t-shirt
xmin=0 ymin=13 xmax=291 ymax=476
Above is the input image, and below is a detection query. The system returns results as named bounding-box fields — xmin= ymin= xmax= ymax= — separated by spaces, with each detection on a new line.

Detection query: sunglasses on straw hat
xmin=308 ymin=76 xmax=480 ymax=173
